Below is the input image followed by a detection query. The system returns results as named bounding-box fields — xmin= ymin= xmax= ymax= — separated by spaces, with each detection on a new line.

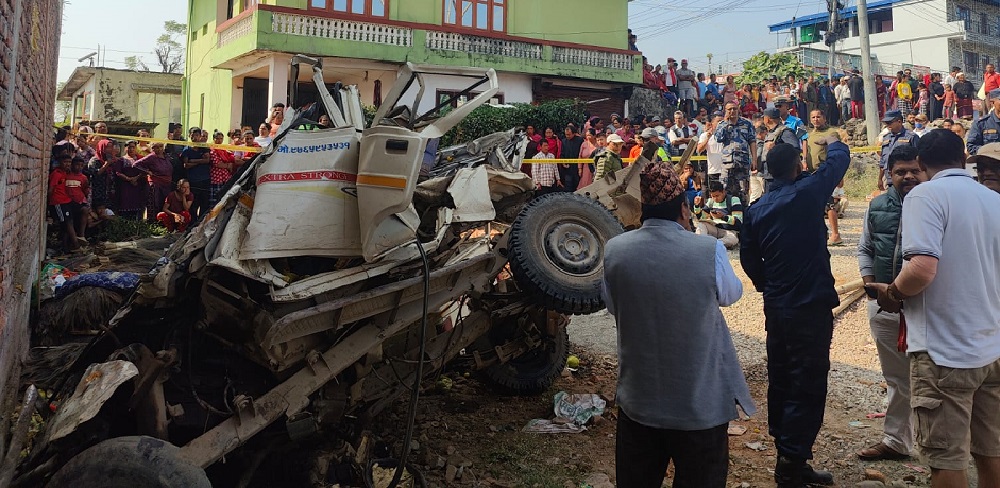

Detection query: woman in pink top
xmin=134 ymin=142 xmax=175 ymax=223
xmin=578 ymin=129 xmax=599 ymax=188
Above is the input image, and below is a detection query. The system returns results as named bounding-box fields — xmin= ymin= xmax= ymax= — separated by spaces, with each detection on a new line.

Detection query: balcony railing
xmin=218 ymin=13 xmax=255 ymax=48
xmin=272 ymin=12 xmax=413 ymax=47
xmin=425 ymin=31 xmax=543 ymax=60
xmin=552 ymin=46 xmax=634 ymax=71
xmin=962 ymin=18 xmax=1000 ymax=45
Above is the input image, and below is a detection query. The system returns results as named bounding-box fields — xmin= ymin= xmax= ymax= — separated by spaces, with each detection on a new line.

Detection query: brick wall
xmin=0 ymin=0 xmax=61 ymax=418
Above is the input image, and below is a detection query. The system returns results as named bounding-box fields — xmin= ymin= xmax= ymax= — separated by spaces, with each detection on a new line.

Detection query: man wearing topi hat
xmin=741 ymin=132 xmax=849 ymax=487
xmin=603 ymin=160 xmax=755 ymax=488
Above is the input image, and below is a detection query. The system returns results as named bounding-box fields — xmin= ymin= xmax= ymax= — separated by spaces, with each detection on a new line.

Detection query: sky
xmin=57 ymin=0 xmax=188 ymax=83
xmin=56 ymin=0 xmax=827 ymax=83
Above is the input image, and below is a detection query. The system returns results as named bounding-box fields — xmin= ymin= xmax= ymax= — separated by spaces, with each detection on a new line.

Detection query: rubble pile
xmin=843 ymin=118 xmax=870 ymax=147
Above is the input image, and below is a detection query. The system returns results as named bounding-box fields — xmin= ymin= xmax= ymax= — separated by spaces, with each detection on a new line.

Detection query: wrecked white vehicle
xmin=14 ymin=58 xmax=622 ymax=487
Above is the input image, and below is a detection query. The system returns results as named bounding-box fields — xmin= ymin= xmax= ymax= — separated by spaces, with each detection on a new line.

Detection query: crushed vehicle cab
xmin=14 ymin=57 xmax=624 ymax=487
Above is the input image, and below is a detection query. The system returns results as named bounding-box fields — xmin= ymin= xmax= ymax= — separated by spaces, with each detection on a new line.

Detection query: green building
xmin=185 ymin=0 xmax=640 ymax=132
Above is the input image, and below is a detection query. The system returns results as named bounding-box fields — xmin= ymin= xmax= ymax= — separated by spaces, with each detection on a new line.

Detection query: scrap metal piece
xmin=46 ymin=361 xmax=139 ymax=443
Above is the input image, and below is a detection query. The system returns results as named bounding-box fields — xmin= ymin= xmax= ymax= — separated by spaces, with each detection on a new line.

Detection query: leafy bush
xmin=439 ymin=99 xmax=587 ymax=146
xmin=99 ymin=218 xmax=167 ymax=243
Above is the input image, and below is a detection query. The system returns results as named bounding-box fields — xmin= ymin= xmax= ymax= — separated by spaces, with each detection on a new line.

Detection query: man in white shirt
xmin=835 ymin=77 xmax=851 ymax=123
xmin=677 ymin=59 xmax=698 ymax=114
xmin=943 ymin=66 xmax=960 ymax=88
xmin=697 ymin=112 xmax=727 ymax=187
xmin=669 ymin=111 xmax=701 ymax=155
xmin=869 ymin=129 xmax=1000 ymax=488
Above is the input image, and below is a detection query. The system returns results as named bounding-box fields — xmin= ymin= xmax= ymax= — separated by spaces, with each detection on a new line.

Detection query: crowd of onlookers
xmin=46 ymin=104 xmax=291 ymax=253
xmin=638 ymin=60 xmax=997 ymax=129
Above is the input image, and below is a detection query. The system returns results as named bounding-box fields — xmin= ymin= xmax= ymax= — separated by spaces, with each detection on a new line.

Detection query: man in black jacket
xmin=848 ymin=69 xmax=866 ymax=120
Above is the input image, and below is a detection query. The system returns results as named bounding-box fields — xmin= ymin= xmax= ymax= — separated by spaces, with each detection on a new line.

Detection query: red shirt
xmin=48 ymin=168 xmax=71 ymax=205
xmin=64 ymin=171 xmax=89 ymax=204
xmin=164 ymin=191 xmax=193 ymax=214
xmin=985 ymin=71 xmax=1000 ymax=93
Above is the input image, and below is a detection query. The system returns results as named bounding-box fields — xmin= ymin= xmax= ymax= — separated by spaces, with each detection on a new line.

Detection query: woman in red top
xmin=209 ymin=131 xmax=238 ymax=209
xmin=156 ymin=179 xmax=193 ymax=233
xmin=543 ymin=127 xmax=562 ymax=158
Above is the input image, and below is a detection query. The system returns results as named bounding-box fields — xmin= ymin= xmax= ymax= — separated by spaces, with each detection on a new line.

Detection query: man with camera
xmin=855 ymin=145 xmax=926 ymax=462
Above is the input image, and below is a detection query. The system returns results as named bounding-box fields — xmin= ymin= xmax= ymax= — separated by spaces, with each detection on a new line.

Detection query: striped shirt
xmin=531 ymin=152 xmax=560 ymax=187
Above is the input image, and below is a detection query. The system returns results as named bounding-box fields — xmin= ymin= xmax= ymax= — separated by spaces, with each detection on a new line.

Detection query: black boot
xmin=774 ymin=455 xmax=835 ymax=487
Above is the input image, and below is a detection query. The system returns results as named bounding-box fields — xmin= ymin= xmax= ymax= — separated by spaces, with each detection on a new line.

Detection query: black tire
xmin=508 ymin=192 xmax=623 ymax=314
xmin=47 ymin=436 xmax=211 ymax=488
xmin=479 ymin=314 xmax=569 ymax=396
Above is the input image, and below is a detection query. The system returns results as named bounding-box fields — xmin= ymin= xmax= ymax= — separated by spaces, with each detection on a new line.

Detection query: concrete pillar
xmin=268 ymin=55 xmax=289 ymax=111
xmin=231 ymin=76 xmax=244 ymax=129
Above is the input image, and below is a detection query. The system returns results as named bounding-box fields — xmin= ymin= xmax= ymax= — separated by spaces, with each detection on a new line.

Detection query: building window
xmin=310 ymin=0 xmax=388 ymax=17
xmin=869 ymin=10 xmax=893 ymax=33
xmin=444 ymin=0 xmax=506 ymax=32
xmin=984 ymin=54 xmax=991 ymax=69
xmin=981 ymin=13 xmax=991 ymax=35
xmin=436 ymin=89 xmax=503 ymax=108
xmin=957 ymin=5 xmax=971 ymax=29
xmin=965 ymin=50 xmax=980 ymax=72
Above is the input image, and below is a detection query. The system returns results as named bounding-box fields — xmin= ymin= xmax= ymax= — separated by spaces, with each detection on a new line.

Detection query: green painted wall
xmin=185 ymin=0 xmax=238 ymax=132
xmin=507 ymin=0 xmax=628 ymax=50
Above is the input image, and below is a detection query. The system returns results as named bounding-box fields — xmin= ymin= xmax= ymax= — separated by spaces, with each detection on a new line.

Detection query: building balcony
xmin=212 ymin=5 xmax=640 ymax=85
xmin=959 ymin=18 xmax=1000 ymax=47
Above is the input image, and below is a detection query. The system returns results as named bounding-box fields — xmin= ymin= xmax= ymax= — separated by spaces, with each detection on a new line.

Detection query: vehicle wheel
xmin=47 ymin=436 xmax=210 ymax=488
xmin=508 ymin=192 xmax=623 ymax=314
xmin=478 ymin=313 xmax=569 ymax=396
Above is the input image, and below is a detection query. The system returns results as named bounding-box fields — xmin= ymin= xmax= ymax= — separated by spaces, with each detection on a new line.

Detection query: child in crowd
xmin=917 ymin=83 xmax=929 ymax=117
xmin=65 ymin=157 xmax=91 ymax=243
xmin=86 ymin=200 xmax=117 ymax=235
xmin=943 ymin=84 xmax=956 ymax=119
xmin=48 ymin=154 xmax=82 ymax=251
xmin=531 ymin=139 xmax=561 ymax=194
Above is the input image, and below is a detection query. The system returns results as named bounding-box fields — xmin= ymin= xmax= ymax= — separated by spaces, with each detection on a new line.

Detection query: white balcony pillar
xmin=268 ymin=55 xmax=290 ymax=111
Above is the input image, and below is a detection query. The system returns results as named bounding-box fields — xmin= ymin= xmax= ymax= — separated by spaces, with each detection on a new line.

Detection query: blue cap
xmin=763 ymin=108 xmax=781 ymax=118
xmin=989 ymin=88 xmax=1000 ymax=100
xmin=882 ymin=109 xmax=902 ymax=122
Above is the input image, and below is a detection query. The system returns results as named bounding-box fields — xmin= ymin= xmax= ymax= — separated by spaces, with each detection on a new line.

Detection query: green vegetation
xmin=440 ymin=99 xmax=587 ymax=147
xmin=844 ymin=160 xmax=880 ymax=200
xmin=99 ymin=218 xmax=167 ymax=243
xmin=737 ymin=52 xmax=814 ymax=85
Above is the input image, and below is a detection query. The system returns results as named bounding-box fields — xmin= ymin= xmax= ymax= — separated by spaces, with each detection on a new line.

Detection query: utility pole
xmin=857 ymin=0 xmax=880 ymax=144
xmin=826 ymin=0 xmax=839 ymax=78
xmin=707 ymin=53 xmax=713 ymax=74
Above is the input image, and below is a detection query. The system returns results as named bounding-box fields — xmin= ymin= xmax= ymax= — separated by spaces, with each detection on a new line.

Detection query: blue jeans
xmin=765 ymin=305 xmax=834 ymax=460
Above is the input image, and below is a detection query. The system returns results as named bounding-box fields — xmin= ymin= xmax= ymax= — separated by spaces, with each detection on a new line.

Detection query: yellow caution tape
xmin=67 ymin=131 xmax=262 ymax=153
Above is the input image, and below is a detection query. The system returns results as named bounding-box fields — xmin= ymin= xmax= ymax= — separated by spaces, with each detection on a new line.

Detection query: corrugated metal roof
xmin=768 ymin=0 xmax=901 ymax=32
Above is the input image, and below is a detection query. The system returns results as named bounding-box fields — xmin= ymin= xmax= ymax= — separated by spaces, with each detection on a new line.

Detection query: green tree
xmin=55 ymin=81 xmax=72 ymax=125
xmin=119 ymin=21 xmax=185 ymax=73
xmin=737 ymin=51 xmax=814 ymax=85
xmin=154 ymin=20 xmax=186 ymax=73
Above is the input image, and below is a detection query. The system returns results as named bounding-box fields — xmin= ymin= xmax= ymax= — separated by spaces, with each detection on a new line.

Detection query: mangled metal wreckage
xmin=13 ymin=58 xmax=624 ymax=487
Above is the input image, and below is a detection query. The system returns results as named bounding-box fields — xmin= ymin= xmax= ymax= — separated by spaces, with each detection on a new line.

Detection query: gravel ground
xmin=568 ymin=204 xmax=981 ymax=487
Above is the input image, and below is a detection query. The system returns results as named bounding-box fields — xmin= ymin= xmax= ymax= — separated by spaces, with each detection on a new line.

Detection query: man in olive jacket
xmin=856 ymin=145 xmax=926 ymax=461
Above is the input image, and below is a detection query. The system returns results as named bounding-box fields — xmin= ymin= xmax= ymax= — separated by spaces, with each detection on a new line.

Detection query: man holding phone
xmin=855 ymin=145 xmax=926 ymax=461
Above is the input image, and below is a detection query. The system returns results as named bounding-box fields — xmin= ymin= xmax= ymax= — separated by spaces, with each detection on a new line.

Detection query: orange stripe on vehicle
xmin=356 ymin=174 xmax=407 ymax=189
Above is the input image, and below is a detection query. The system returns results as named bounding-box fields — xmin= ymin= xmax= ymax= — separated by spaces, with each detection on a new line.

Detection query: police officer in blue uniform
xmin=967 ymin=88 xmax=1000 ymax=156
xmin=879 ymin=110 xmax=919 ymax=191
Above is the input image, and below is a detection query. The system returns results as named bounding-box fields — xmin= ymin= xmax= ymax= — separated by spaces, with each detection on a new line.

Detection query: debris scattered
xmin=744 ymin=441 xmax=767 ymax=451
xmin=727 ymin=424 xmax=748 ymax=436
xmin=865 ymin=412 xmax=886 ymax=419
xmin=523 ymin=391 xmax=606 ymax=434
xmin=863 ymin=468 xmax=888 ymax=484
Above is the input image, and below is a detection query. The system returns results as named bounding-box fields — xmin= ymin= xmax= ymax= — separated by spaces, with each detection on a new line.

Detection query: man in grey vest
xmin=856 ymin=145 xmax=926 ymax=461
xmin=602 ymin=159 xmax=755 ymax=488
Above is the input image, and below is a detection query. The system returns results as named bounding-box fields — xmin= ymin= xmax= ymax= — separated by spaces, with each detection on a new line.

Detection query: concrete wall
xmin=0 ymin=0 xmax=61 ymax=423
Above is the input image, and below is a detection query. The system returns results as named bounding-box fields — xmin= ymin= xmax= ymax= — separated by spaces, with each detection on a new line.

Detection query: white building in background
xmin=57 ymin=67 xmax=183 ymax=137
xmin=769 ymin=0 xmax=1000 ymax=83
